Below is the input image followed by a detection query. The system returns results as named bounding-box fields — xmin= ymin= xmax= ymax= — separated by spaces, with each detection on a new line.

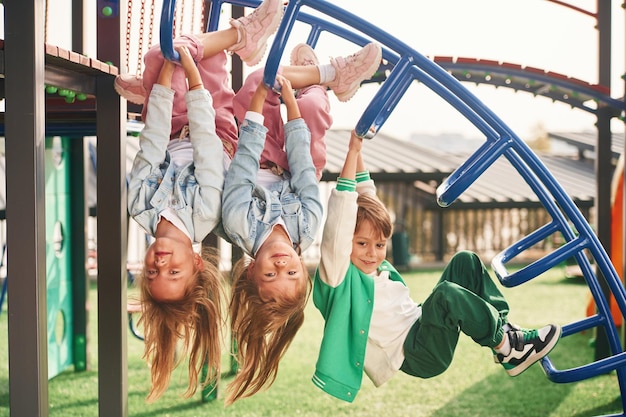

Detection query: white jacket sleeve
xmin=317 ymin=188 xmax=358 ymax=288
xmin=356 ymin=178 xmax=376 ymax=197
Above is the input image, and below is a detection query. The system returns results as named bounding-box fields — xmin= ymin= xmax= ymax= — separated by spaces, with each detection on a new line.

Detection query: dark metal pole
xmin=96 ymin=1 xmax=128 ymax=415
xmin=593 ymin=0 xmax=613 ymax=361
xmin=4 ymin=0 xmax=49 ymax=415
xmin=71 ymin=0 xmax=89 ymax=374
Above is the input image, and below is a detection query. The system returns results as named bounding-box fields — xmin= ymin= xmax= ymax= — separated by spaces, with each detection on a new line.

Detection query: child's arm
xmin=156 ymin=58 xmax=176 ymax=89
xmin=356 ymin=146 xmax=365 ymax=173
xmin=249 ymin=79 xmax=268 ymax=115
xmin=340 ymin=130 xmax=362 ymax=180
xmin=354 ymin=129 xmax=376 ymax=197
xmin=179 ymin=45 xmax=224 ymax=238
xmin=276 ymin=75 xmax=301 ymax=121
xmin=178 ymin=45 xmax=203 ymax=91
xmin=127 ymin=57 xmax=177 ymax=218
xmin=282 ymin=82 xmax=322 ymax=252
xmin=282 ymin=72 xmax=315 ymax=197
xmin=317 ymin=131 xmax=363 ymax=287
xmin=222 ymin=80 xmax=269 ymax=255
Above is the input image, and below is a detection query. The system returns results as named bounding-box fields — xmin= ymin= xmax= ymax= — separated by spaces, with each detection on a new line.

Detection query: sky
xmin=261 ymin=0 xmax=626 ymax=141
xmin=33 ymin=0 xmax=626 ymax=141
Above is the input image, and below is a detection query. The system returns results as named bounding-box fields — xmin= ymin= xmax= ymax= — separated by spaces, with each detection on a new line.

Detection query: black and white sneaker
xmin=494 ymin=324 xmax=561 ymax=377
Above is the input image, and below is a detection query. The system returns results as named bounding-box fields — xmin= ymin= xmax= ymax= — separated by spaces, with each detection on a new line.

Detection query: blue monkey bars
xmin=159 ymin=0 xmax=626 ymax=415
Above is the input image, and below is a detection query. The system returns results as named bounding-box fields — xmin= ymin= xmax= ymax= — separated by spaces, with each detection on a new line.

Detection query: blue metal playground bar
xmin=160 ymin=0 xmax=626 ymax=415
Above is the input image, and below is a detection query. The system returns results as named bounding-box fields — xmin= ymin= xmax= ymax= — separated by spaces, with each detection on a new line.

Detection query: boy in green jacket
xmin=312 ymin=130 xmax=561 ymax=402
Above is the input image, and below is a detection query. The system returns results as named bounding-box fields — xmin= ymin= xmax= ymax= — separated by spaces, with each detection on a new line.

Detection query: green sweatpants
xmin=400 ymin=250 xmax=509 ymax=378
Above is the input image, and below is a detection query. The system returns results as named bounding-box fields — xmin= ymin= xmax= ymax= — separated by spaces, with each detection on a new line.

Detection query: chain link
xmin=44 ymin=0 xmax=49 ymax=44
xmin=147 ymin=0 xmax=155 ymax=54
xmin=123 ymin=0 xmax=197 ymax=75
xmin=201 ymin=1 xmax=208 ymax=32
xmin=136 ymin=0 xmax=147 ymax=75
xmin=174 ymin=0 xmax=181 ymax=38
xmin=191 ymin=0 xmax=196 ymax=34
xmin=125 ymin=0 xmax=133 ymax=73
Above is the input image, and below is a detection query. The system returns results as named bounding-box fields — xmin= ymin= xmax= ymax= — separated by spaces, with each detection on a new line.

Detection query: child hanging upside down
xmin=126 ymin=44 xmax=227 ymax=402
xmin=123 ymin=0 xmax=286 ymax=402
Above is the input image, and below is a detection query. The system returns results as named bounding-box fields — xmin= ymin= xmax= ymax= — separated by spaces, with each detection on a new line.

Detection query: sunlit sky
xmin=35 ymin=0 xmax=626 ymax=141
xmin=273 ymin=0 xmax=626 ymax=141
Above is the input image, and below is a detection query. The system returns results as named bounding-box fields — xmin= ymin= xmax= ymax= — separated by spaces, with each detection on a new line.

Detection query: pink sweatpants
xmin=140 ymin=35 xmax=332 ymax=178
xmin=141 ymin=34 xmax=238 ymax=157
xmin=233 ymin=68 xmax=332 ymax=180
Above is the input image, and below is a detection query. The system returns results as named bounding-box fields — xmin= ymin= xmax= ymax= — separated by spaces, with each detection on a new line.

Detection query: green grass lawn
xmin=0 ymin=265 xmax=623 ymax=416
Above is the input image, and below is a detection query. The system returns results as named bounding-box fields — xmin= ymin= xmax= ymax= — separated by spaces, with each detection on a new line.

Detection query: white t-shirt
xmin=167 ymin=136 xmax=193 ymax=166
xmin=364 ymin=269 xmax=421 ymax=386
xmin=161 ymin=138 xmax=199 ymax=252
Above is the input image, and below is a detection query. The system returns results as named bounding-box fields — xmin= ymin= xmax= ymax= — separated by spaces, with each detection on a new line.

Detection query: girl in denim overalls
xmin=124 ymin=0 xmax=284 ymax=402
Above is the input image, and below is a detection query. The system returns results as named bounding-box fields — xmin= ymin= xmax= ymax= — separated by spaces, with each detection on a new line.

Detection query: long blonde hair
xmin=225 ymin=255 xmax=311 ymax=406
xmin=137 ymin=246 xmax=225 ymax=402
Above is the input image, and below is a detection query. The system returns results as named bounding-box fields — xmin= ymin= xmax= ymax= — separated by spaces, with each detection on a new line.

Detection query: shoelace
xmin=521 ymin=329 xmax=539 ymax=342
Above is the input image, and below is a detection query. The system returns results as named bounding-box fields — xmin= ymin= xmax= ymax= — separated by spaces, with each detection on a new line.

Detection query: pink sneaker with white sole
xmin=290 ymin=43 xmax=319 ymax=66
xmin=326 ymin=43 xmax=382 ymax=102
xmin=114 ymin=74 xmax=146 ymax=105
xmin=228 ymin=0 xmax=284 ymax=66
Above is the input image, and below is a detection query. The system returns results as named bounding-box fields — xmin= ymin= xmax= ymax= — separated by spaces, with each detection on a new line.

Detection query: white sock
xmin=230 ymin=19 xmax=242 ymax=46
xmin=318 ymin=64 xmax=336 ymax=85
xmin=495 ymin=332 xmax=511 ymax=356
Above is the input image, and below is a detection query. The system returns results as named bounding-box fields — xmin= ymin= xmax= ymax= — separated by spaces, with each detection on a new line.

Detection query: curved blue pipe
xmin=160 ymin=0 xmax=180 ymax=62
